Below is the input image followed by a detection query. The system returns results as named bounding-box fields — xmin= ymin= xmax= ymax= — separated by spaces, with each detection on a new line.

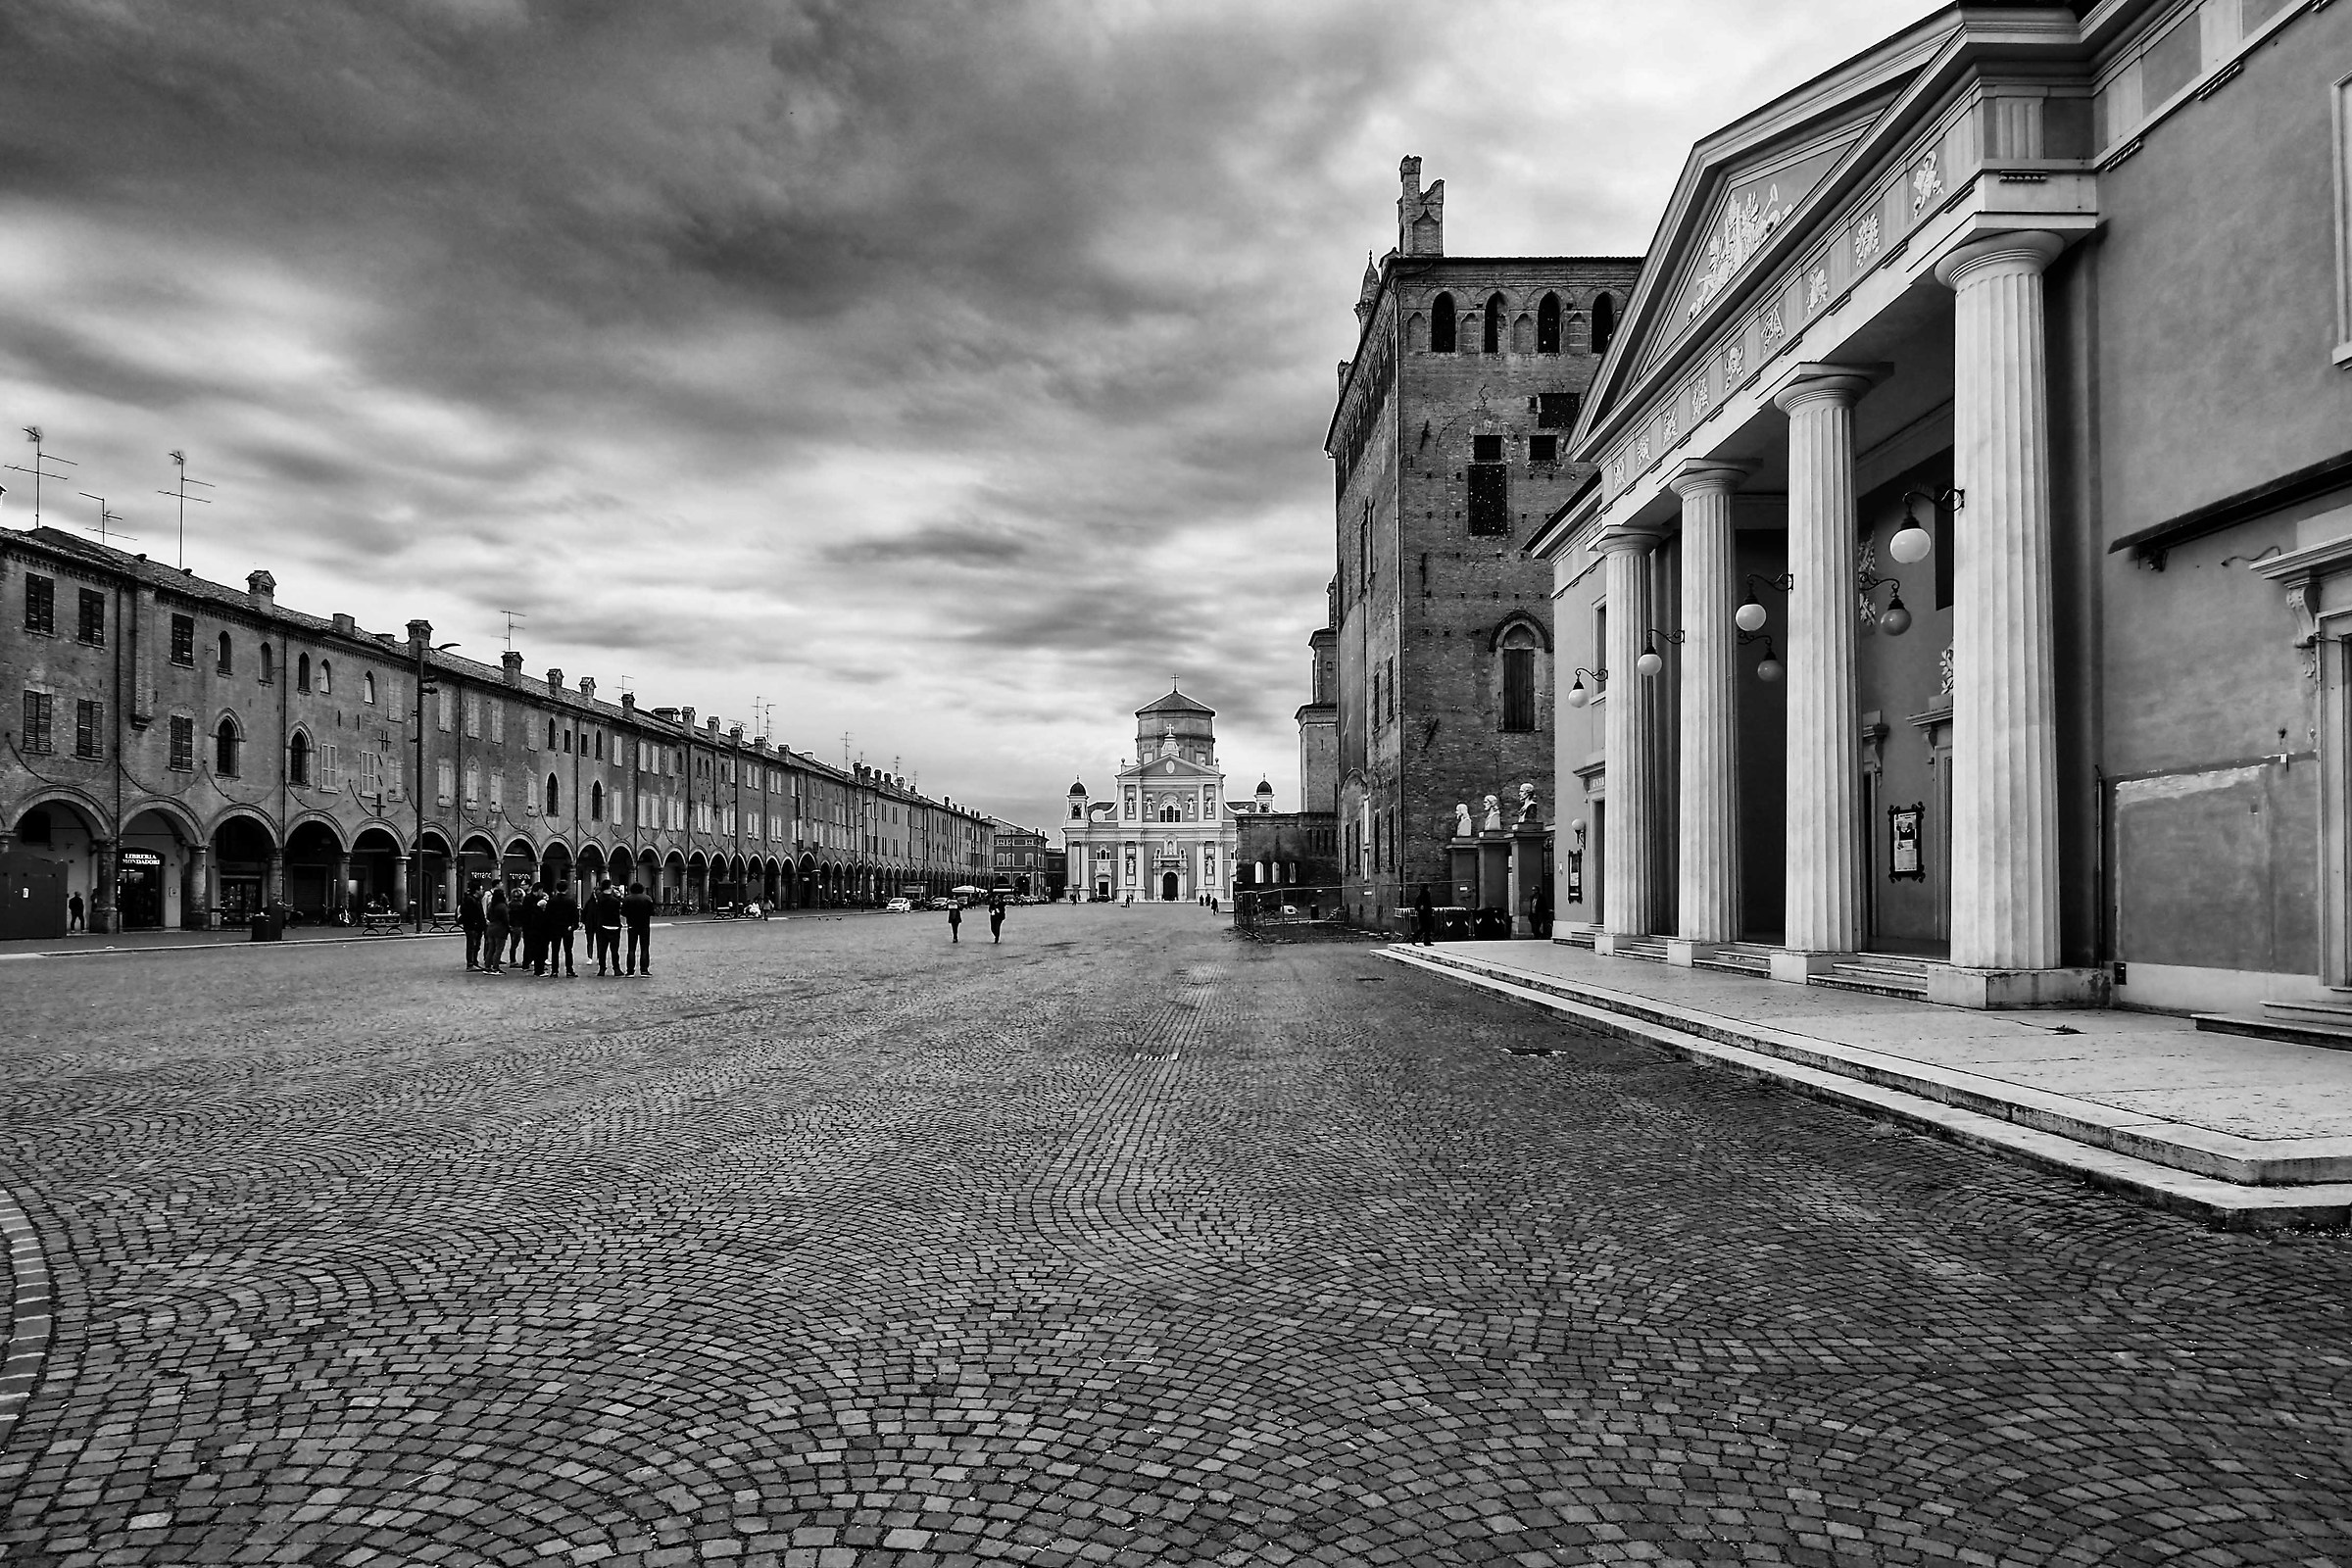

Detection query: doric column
xmin=393 ymin=855 xmax=411 ymax=916
xmin=331 ymin=853 xmax=350 ymax=918
xmin=266 ymin=849 xmax=285 ymax=908
xmin=1598 ymin=526 xmax=1665 ymax=941
xmin=191 ymin=844 xmax=215 ymax=929
xmin=1771 ymin=366 xmax=1880 ymax=969
xmin=1670 ymin=460 xmax=1754 ymax=951
xmin=1937 ymin=232 xmax=2066 ymax=972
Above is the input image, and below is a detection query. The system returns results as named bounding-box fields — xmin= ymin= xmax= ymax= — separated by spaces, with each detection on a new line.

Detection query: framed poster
xmin=1564 ymin=851 xmax=1585 ymax=904
xmin=1887 ymin=802 xmax=1925 ymax=881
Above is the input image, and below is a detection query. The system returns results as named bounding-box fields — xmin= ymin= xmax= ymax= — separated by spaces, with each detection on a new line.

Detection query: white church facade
xmin=1064 ymin=689 xmax=1241 ymax=902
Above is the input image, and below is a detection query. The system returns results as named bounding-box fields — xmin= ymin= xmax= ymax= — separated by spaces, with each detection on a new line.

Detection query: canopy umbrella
xmin=951 ymin=885 xmax=985 ymax=895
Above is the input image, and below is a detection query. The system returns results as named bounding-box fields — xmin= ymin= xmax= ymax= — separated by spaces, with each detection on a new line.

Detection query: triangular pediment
xmin=1580 ymin=6 xmax=1970 ymax=436
xmin=1118 ymin=755 xmax=1223 ymax=782
xmin=1634 ymin=118 xmax=1873 ymax=377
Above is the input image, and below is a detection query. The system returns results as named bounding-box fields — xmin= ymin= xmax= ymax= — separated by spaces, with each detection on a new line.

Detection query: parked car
xmin=885 ymin=898 xmax=914 ymax=913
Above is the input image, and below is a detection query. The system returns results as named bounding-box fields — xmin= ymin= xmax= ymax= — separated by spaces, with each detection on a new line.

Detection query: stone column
xmin=1769 ymin=366 xmax=1879 ymax=978
xmin=1935 ymin=231 xmax=2071 ymax=995
xmin=331 ymin=853 xmax=350 ymax=920
xmin=393 ymin=855 xmax=411 ymax=918
xmin=192 ymin=844 xmax=215 ymax=929
xmin=91 ymin=839 xmax=119 ymax=935
xmin=266 ymin=849 xmax=285 ymax=909
xmin=1668 ymin=460 xmax=1753 ymax=960
xmin=442 ymin=859 xmax=459 ymax=914
xmin=1595 ymin=527 xmax=1664 ymax=950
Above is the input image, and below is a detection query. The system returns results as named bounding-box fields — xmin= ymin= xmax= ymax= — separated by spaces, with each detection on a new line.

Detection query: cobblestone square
xmin=5 ymin=907 xmax=2351 ymax=1565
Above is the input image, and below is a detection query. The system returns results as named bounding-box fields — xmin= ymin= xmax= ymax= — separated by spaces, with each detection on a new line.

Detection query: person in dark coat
xmin=1412 ymin=885 xmax=1436 ymax=947
xmin=545 ymin=880 xmax=579 ymax=978
xmin=591 ymin=881 xmax=623 ymax=976
xmin=988 ymin=893 xmax=1006 ymax=945
xmin=461 ymin=884 xmax=487 ymax=970
xmin=68 ymin=891 xmax=85 ymax=932
xmin=521 ymin=888 xmax=549 ymax=976
xmin=1531 ymin=876 xmax=1553 ymax=940
xmin=507 ymin=888 xmax=527 ymax=965
xmin=483 ymin=887 xmax=509 ymax=974
xmin=948 ymin=903 xmax=961 ymax=943
xmin=621 ymin=882 xmax=655 ymax=976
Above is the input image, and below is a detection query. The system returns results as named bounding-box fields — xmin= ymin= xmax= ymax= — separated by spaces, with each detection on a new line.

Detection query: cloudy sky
xmin=0 ymin=0 xmax=1934 ymax=833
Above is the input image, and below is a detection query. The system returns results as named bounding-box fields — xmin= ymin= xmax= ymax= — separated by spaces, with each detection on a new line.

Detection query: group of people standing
xmin=459 ymin=880 xmax=656 ymax=977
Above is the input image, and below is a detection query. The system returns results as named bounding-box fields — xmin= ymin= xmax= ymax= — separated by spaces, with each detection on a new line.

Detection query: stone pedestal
xmin=1476 ymin=833 xmax=1512 ymax=912
xmin=1448 ymin=840 xmax=1479 ymax=910
xmin=1508 ymin=820 xmax=1548 ymax=936
xmin=1771 ymin=365 xmax=1880 ymax=975
xmin=1670 ymin=460 xmax=1752 ymax=946
xmin=1926 ymin=964 xmax=2111 ymax=1010
xmin=1936 ymin=231 xmax=2067 ymax=973
xmin=1665 ymin=939 xmax=1723 ymax=967
xmin=1598 ymin=527 xmax=1665 ymax=940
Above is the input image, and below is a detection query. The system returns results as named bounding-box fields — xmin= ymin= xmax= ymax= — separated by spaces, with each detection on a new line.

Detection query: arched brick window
xmin=545 ymin=774 xmax=561 ymax=817
xmin=1537 ymin=293 xmax=1561 ymax=355
xmin=215 ymin=714 xmax=242 ymax=776
xmin=1429 ymin=292 xmax=1456 ymax=353
xmin=1592 ymin=292 xmax=1618 ymax=357
xmin=1483 ymin=292 xmax=1505 ymax=354
xmin=591 ymin=781 xmax=605 ymax=822
xmin=297 ymin=652 xmax=312 ymax=693
xmin=288 ymin=729 xmax=311 ymax=785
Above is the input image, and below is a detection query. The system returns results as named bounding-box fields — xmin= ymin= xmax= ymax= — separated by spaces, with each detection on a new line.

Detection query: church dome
xmin=1255 ymin=778 xmax=1274 ymax=797
xmin=1068 ymin=779 xmax=1088 ymax=796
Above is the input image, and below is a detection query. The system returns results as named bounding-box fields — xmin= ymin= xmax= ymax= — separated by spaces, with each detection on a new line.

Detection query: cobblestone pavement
xmin=4 ymin=906 xmax=2351 ymax=1567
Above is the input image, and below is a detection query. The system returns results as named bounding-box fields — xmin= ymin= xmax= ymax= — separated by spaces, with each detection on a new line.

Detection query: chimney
xmin=406 ymin=617 xmax=432 ymax=651
xmin=1397 ymin=155 xmax=1444 ymax=258
xmin=502 ymin=651 xmax=524 ymax=686
xmin=621 ymin=691 xmax=636 ymax=714
xmin=655 ymin=707 xmax=678 ymax=722
xmin=247 ymin=570 xmax=276 ymax=609
xmin=729 ymin=723 xmax=743 ymax=743
xmin=707 ymin=716 xmax=720 ymax=735
xmin=681 ymin=706 xmax=696 ymax=728
xmin=331 ymin=612 xmax=356 ymax=637
xmin=546 ymin=667 xmax=564 ymax=695
xmin=579 ymin=676 xmax=596 ymax=701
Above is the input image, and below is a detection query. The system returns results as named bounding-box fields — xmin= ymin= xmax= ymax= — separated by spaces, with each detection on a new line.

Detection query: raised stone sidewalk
xmin=1382 ymin=939 xmax=2352 ymax=1231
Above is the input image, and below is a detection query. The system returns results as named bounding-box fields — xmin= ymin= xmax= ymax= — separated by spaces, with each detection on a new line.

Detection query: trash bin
xmin=249 ymin=911 xmax=282 ymax=942
xmin=1472 ymin=906 xmax=1511 ymax=941
xmin=1435 ymin=906 xmax=1472 ymax=942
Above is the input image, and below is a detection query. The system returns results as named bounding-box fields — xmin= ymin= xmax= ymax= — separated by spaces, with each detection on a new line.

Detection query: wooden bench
xmin=361 ymin=912 xmax=405 ymax=936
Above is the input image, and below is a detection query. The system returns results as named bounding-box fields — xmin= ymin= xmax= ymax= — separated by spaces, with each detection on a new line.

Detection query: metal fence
xmin=1232 ymin=885 xmax=1363 ymax=941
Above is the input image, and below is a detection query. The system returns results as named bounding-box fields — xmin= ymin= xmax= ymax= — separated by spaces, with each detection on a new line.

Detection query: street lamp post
xmin=410 ymin=627 xmax=460 ymax=933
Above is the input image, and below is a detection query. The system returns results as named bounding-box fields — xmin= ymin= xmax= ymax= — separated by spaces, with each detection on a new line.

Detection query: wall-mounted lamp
xmin=1637 ymin=628 xmax=1687 ymax=677
xmin=1735 ymin=571 xmax=1794 ymax=633
xmin=1861 ymin=577 xmax=1912 ymax=636
xmin=1740 ymin=630 xmax=1782 ymax=684
xmin=1889 ymin=485 xmax=1962 ymax=564
xmin=1569 ymin=817 xmax=1588 ymax=849
xmin=1564 ymin=666 xmax=1606 ymax=708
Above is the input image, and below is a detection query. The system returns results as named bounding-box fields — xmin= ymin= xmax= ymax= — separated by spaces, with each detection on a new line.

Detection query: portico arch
xmin=9 ymin=796 xmax=107 ymax=936
xmin=284 ymin=817 xmax=348 ymax=922
xmin=213 ymin=811 xmax=280 ymax=926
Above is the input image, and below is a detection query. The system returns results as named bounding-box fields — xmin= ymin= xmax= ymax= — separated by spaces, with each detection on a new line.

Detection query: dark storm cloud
xmin=0 ymin=0 xmax=1934 ymax=830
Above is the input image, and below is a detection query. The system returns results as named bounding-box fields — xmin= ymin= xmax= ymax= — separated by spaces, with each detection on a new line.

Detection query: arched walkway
xmin=350 ymin=825 xmax=403 ymax=917
xmin=284 ymin=818 xmax=348 ymax=923
xmin=215 ymin=813 xmax=281 ymax=927
xmin=7 ymin=799 xmax=105 ymax=937
xmin=541 ymin=841 xmax=574 ymax=894
xmin=502 ymin=837 xmax=540 ymax=892
xmin=461 ymin=835 xmax=501 ymax=904
xmin=114 ymin=803 xmax=204 ymax=932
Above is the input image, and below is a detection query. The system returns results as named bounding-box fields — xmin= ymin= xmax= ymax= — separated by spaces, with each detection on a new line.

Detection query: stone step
xmin=1602 ymin=939 xmax=1672 ymax=963
xmin=1813 ymin=973 xmax=1929 ymax=1001
xmin=2193 ymin=1013 xmax=2352 ymax=1054
xmin=2261 ymin=999 xmax=2352 ymax=1024
xmin=1692 ymin=955 xmax=1770 ymax=977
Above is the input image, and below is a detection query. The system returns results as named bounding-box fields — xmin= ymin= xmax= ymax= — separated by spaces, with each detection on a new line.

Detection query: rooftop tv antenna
xmin=156 ymin=451 xmax=212 ymax=569
xmin=75 ymin=492 xmax=134 ymax=547
xmin=6 ymin=428 xmax=76 ymax=526
xmin=842 ymin=731 xmax=853 ymax=771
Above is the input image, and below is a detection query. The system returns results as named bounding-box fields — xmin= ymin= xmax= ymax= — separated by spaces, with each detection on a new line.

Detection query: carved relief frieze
xmin=1910 ymin=150 xmax=1943 ymax=216
xmin=1806 ymin=267 xmax=1831 ymax=311
xmin=1727 ymin=343 xmax=1744 ymax=378
xmin=1685 ymin=183 xmax=1788 ymax=322
xmin=1937 ymin=645 xmax=1955 ymax=697
xmin=1853 ymin=213 xmax=1881 ymax=266
xmin=1762 ymin=305 xmax=1785 ymax=349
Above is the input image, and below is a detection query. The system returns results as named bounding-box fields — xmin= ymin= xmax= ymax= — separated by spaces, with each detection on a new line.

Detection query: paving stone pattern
xmin=3 ymin=907 xmax=2351 ymax=1567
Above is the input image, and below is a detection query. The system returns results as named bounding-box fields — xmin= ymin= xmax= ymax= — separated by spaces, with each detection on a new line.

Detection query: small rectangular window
xmin=74 ymin=698 xmax=102 ymax=759
xmin=169 ymin=714 xmax=194 ymax=770
xmin=22 ymin=690 xmax=52 ymax=754
xmin=1473 ymin=434 xmax=1504 ymax=462
xmin=1536 ymin=392 xmax=1580 ymax=429
xmin=77 ymin=589 xmax=105 ymax=646
xmin=465 ymin=694 xmax=481 ymax=738
xmin=1530 ymin=434 xmax=1559 ymax=464
xmin=24 ymin=575 xmax=54 ymax=636
xmin=170 ymin=614 xmax=194 ymax=665
xmin=491 ymin=703 xmax=504 ymax=744
xmin=1467 ymin=464 xmax=1510 ymax=535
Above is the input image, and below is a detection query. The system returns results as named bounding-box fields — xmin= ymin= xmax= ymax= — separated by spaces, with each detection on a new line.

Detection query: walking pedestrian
xmin=621 ymin=881 xmax=655 ymax=976
xmin=462 ymin=882 xmax=487 ymax=970
xmin=1412 ymin=884 xmax=1436 ymax=947
xmin=507 ymin=887 xmax=527 ymax=965
xmin=988 ymin=893 xmax=1006 ymax=945
xmin=591 ymin=880 xmax=623 ymax=975
xmin=521 ymin=887 xmax=549 ymax=976
xmin=67 ymin=891 xmax=84 ymax=932
xmin=482 ymin=887 xmax=509 ymax=974
xmin=1531 ymin=876 xmax=1552 ymax=941
xmin=948 ymin=902 xmax=962 ymax=943
xmin=546 ymin=879 xmax=580 ymax=978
